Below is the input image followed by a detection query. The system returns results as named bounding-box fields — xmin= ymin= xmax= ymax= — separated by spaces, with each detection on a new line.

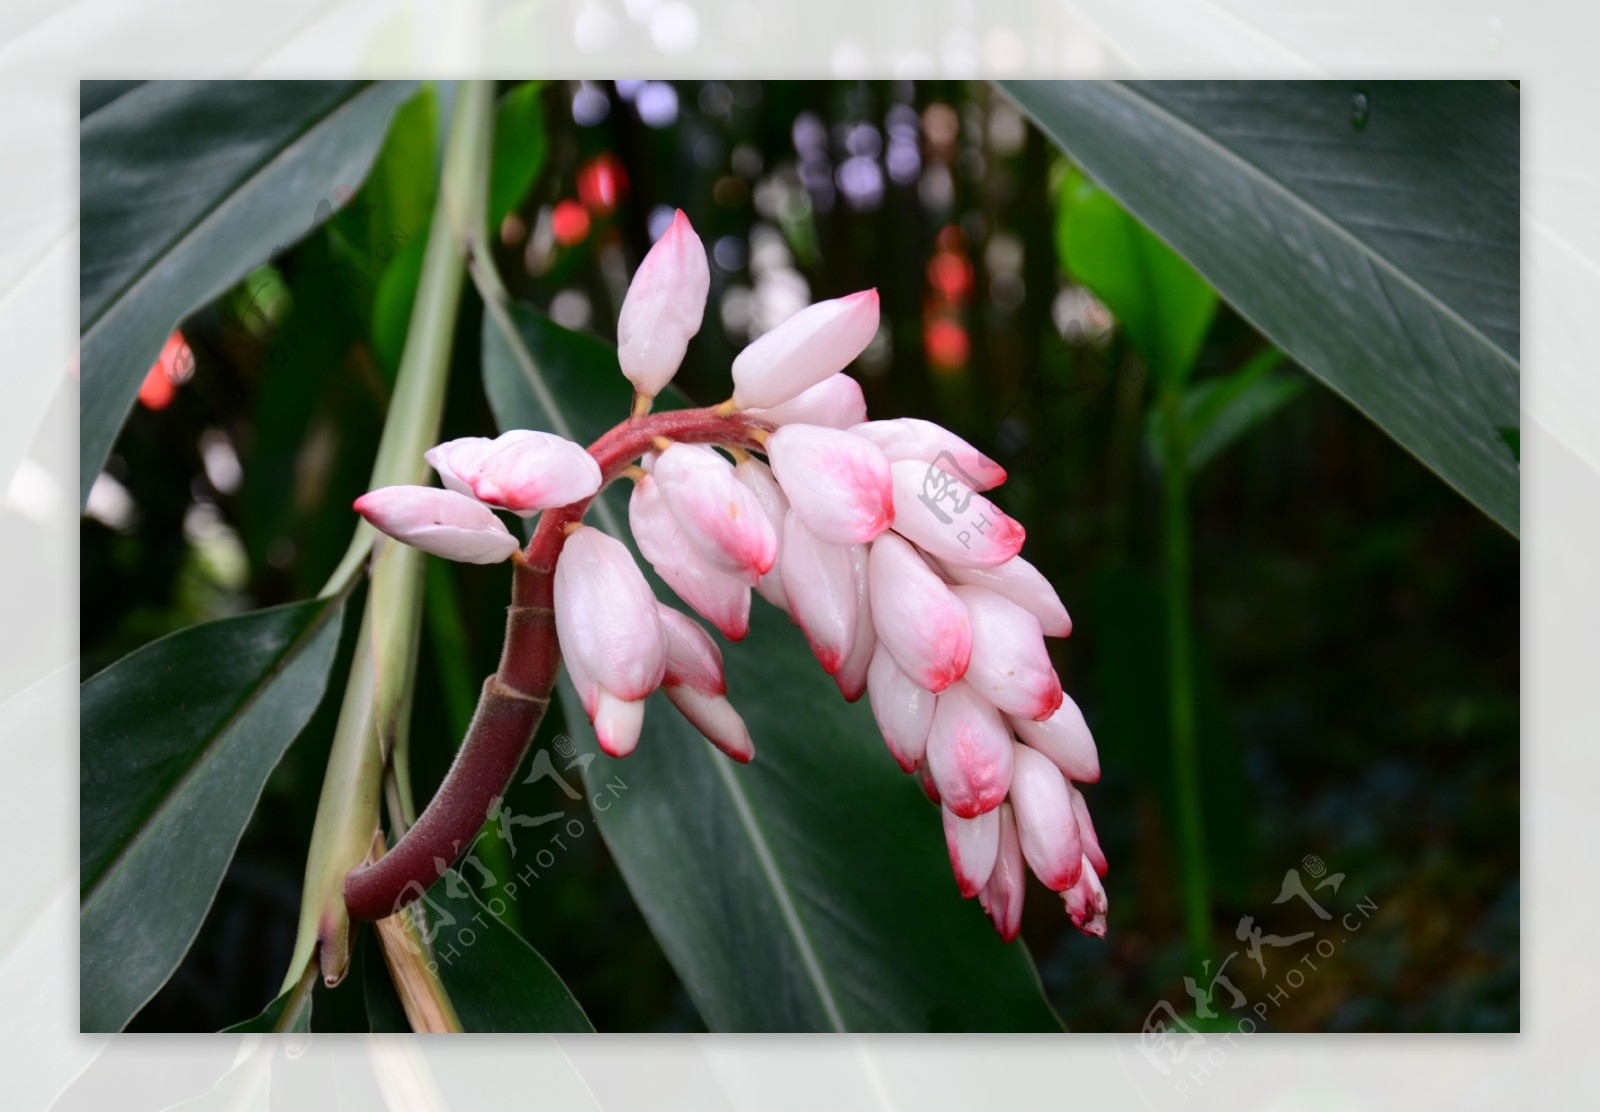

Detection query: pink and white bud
xmin=616 ymin=209 xmax=709 ymax=397
xmin=766 ymin=424 xmax=894 ymax=545
xmin=1062 ymin=857 xmax=1108 ymax=938
xmin=849 ymin=418 xmax=1007 ymax=491
xmin=457 ymin=430 xmax=603 ymax=518
xmin=939 ymin=553 xmax=1072 ymax=637
xmin=888 ymin=460 xmax=1024 ymax=569
xmin=866 ymin=644 xmax=936 ymax=772
xmin=424 ymin=436 xmax=498 ymax=498
xmin=954 ymin=585 xmax=1063 ymax=722
xmin=353 ymin=486 xmax=521 ymax=565
xmin=656 ymin=604 xmax=754 ymax=763
xmin=1069 ymin=784 xmax=1108 ymax=878
xmin=745 ymin=374 xmax=867 ymax=429
xmin=554 ymin=526 xmax=668 ymax=757
xmin=1007 ymin=742 xmax=1083 ymax=892
xmin=731 ymin=289 xmax=879 ymax=409
xmin=978 ymin=803 xmax=1025 ymax=942
xmin=867 ymin=531 xmax=971 ymax=693
xmin=629 ymin=476 xmax=750 ymax=640
xmin=833 ymin=543 xmax=874 ymax=702
xmin=942 ymin=805 xmax=1000 ymax=898
xmin=778 ymin=509 xmax=859 ymax=674
xmin=734 ymin=457 xmax=792 ymax=612
xmin=925 ymin=681 xmax=1013 ymax=819
xmin=1008 ymin=696 xmax=1100 ymax=783
xmin=917 ymin=762 xmax=942 ymax=805
xmin=653 ymin=443 xmax=777 ymax=584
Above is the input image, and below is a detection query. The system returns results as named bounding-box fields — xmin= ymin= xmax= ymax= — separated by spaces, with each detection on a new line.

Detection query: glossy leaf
xmin=1147 ymin=348 xmax=1307 ymax=475
xmin=1055 ymin=166 xmax=1217 ymax=385
xmin=483 ymin=303 xmax=1062 ymax=1032
xmin=489 ymin=81 xmax=549 ymax=229
xmin=80 ymin=598 xmax=346 ymax=1032
xmin=79 ymin=80 xmax=415 ymax=506
xmin=1007 ymin=80 xmax=1520 ymax=534
xmin=221 ymin=983 xmax=313 ymax=1034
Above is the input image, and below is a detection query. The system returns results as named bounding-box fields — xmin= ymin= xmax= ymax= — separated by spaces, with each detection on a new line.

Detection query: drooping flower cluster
xmin=354 ymin=210 xmax=1107 ymax=940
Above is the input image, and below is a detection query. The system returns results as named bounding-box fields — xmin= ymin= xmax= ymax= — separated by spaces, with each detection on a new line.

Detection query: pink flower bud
xmin=353 ymin=486 xmax=521 ymax=565
xmin=653 ymin=443 xmax=776 ymax=584
xmin=939 ymin=553 xmax=1071 ymax=637
xmin=617 ymin=209 xmax=709 ymax=397
xmin=1007 ymin=741 xmax=1083 ymax=892
xmin=778 ymin=510 xmax=860 ymax=674
xmin=953 ymin=585 xmax=1062 ymax=722
xmin=887 ymin=459 xmax=1024 ymax=568
xmin=766 ymin=424 xmax=894 ymax=545
xmin=445 ymin=430 xmax=602 ymax=518
xmin=1062 ymin=856 xmax=1108 ymax=938
xmin=554 ymin=526 xmax=667 ymax=757
xmin=866 ymin=643 xmax=936 ymax=772
xmin=731 ymin=289 xmax=879 ymax=409
xmin=917 ymin=762 xmax=942 ymax=805
xmin=629 ymin=475 xmax=750 ymax=640
xmin=833 ymin=543 xmax=875 ymax=702
xmin=849 ymin=418 xmax=1006 ymax=491
xmin=925 ymin=681 xmax=1013 ymax=819
xmin=656 ymin=604 xmax=754 ymax=763
xmin=1069 ymin=784 xmax=1108 ymax=878
xmin=942 ymin=804 xmax=1000 ymax=898
xmin=424 ymin=436 xmax=498 ymax=498
xmin=734 ymin=457 xmax=792 ymax=613
xmin=745 ymin=373 xmax=867 ymax=429
xmin=1008 ymin=696 xmax=1100 ymax=783
xmin=978 ymin=802 xmax=1025 ymax=942
xmin=867 ymin=531 xmax=971 ymax=693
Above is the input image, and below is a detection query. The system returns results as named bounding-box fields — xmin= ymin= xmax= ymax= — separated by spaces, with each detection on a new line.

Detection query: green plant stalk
xmin=1160 ymin=382 xmax=1213 ymax=977
xmin=281 ymin=79 xmax=493 ymax=993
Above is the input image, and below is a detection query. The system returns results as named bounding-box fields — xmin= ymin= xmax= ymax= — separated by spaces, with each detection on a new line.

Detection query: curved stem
xmin=344 ymin=407 xmax=771 ymax=921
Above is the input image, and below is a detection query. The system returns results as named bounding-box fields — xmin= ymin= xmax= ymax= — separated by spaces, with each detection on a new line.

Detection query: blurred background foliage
xmin=82 ymin=79 xmax=1518 ymax=1033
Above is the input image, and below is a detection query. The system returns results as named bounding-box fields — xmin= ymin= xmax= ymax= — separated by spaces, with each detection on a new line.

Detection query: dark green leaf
xmin=80 ymin=597 xmax=346 ymax=1032
xmin=488 ymin=82 xmax=548 ymax=229
xmin=1055 ymin=166 xmax=1217 ymax=385
xmin=79 ymin=79 xmax=415 ymax=506
xmin=1007 ymin=80 xmax=1520 ymax=534
xmin=221 ymin=982 xmax=313 ymax=1034
xmin=1147 ymin=348 xmax=1307 ymax=475
xmin=483 ymin=304 xmax=1062 ymax=1032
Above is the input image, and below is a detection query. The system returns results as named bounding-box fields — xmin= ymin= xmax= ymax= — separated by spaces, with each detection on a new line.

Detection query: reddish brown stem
xmin=344 ymin=406 xmax=771 ymax=921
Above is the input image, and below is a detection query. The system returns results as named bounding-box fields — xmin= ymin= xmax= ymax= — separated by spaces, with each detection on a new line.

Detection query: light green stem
xmin=1160 ymin=382 xmax=1213 ymax=977
xmin=281 ymin=80 xmax=493 ymax=993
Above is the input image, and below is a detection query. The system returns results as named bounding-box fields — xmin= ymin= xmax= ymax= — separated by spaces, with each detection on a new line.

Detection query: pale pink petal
xmin=833 ymin=542 xmax=874 ymax=702
xmin=868 ymin=531 xmax=971 ymax=692
xmin=653 ymin=443 xmax=777 ymax=583
xmin=888 ymin=459 xmax=1024 ymax=568
xmin=925 ymin=681 xmax=1013 ymax=818
xmin=917 ymin=762 xmax=941 ymax=805
xmin=663 ymin=684 xmax=755 ymax=763
xmin=553 ymin=526 xmax=667 ymax=701
xmin=630 ymin=476 xmax=751 ymax=640
xmin=767 ymin=424 xmax=894 ymax=545
xmin=849 ymin=417 xmax=1006 ymax=491
xmin=1069 ymin=784 xmax=1108 ymax=878
xmin=468 ymin=430 xmax=603 ymax=518
xmin=939 ymin=553 xmax=1071 ymax=637
xmin=954 ymin=585 xmax=1062 ymax=722
xmin=778 ymin=510 xmax=859 ymax=674
xmin=866 ymin=643 xmax=936 ymax=772
xmin=353 ymin=486 xmax=520 ymax=565
xmin=942 ymin=805 xmax=1000 ymax=898
xmin=731 ymin=289 xmax=879 ymax=409
xmin=592 ymin=688 xmax=646 ymax=758
xmin=734 ymin=457 xmax=792 ymax=613
xmin=616 ymin=209 xmax=710 ymax=397
xmin=655 ymin=603 xmax=726 ymax=695
xmin=424 ymin=436 xmax=498 ymax=498
xmin=1008 ymin=742 xmax=1083 ymax=892
xmin=978 ymin=802 xmax=1025 ymax=942
xmin=745 ymin=373 xmax=867 ymax=428
xmin=1008 ymin=696 xmax=1100 ymax=783
xmin=1062 ymin=856 xmax=1109 ymax=938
